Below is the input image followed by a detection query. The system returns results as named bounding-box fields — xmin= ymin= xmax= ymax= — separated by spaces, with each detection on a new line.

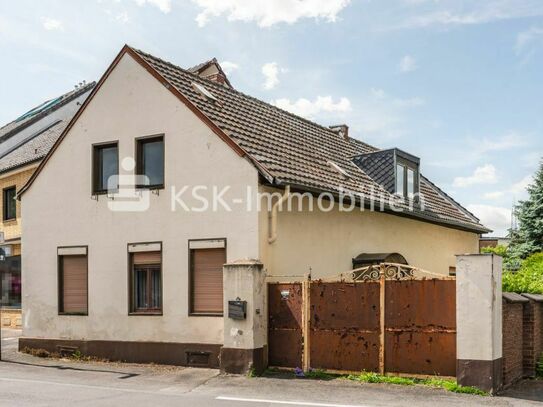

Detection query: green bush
xmin=537 ymin=354 xmax=543 ymax=378
xmin=503 ymin=253 xmax=543 ymax=294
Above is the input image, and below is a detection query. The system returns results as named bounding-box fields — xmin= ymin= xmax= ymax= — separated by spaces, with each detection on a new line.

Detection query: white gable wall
xmin=21 ymin=53 xmax=259 ymax=344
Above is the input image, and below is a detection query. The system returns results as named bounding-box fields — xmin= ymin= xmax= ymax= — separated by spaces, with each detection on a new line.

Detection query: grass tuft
xmin=346 ymin=372 xmax=487 ymax=396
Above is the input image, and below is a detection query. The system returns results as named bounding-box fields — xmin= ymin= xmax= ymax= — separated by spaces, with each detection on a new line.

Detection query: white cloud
xmin=471 ymin=131 xmax=528 ymax=154
xmin=192 ymin=0 xmax=351 ymax=27
xmin=399 ymin=55 xmax=417 ymax=72
xmin=370 ymin=88 xmax=424 ymax=108
xmin=394 ymin=1 xmax=543 ymax=30
xmin=271 ymin=96 xmax=351 ymax=119
xmin=262 ymin=62 xmax=282 ymax=90
xmin=392 ymin=96 xmax=425 ymax=108
xmin=484 ymin=174 xmax=533 ymax=200
xmin=467 ymin=204 xmax=511 ymax=236
xmin=220 ymin=61 xmax=239 ymax=75
xmin=453 ymin=164 xmax=498 ymax=188
xmin=516 ymin=26 xmax=543 ymax=53
xmin=115 ymin=11 xmax=130 ymax=23
xmin=41 ymin=17 xmax=63 ymax=31
xmin=133 ymin=0 xmax=171 ymax=13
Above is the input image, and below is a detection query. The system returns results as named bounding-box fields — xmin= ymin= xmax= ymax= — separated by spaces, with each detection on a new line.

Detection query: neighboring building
xmin=479 ymin=236 xmax=511 ymax=251
xmin=0 ymin=83 xmax=95 ymax=323
xmin=18 ymin=45 xmax=489 ymax=367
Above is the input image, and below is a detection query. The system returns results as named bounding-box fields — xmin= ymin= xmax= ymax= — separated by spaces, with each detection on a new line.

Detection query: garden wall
xmin=502 ymin=292 xmax=543 ymax=388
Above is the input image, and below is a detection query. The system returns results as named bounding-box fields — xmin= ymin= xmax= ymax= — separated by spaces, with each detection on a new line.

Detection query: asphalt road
xmin=0 ymin=329 xmax=539 ymax=406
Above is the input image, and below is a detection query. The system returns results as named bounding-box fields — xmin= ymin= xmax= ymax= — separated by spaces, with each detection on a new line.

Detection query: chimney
xmin=329 ymin=124 xmax=349 ymax=141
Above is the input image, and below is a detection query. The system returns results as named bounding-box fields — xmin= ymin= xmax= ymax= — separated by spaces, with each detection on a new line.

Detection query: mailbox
xmin=228 ymin=300 xmax=247 ymax=320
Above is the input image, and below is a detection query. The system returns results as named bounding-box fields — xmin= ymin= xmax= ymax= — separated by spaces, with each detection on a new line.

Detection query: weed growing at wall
xmin=537 ymin=354 xmax=543 ymax=378
xmin=346 ymin=372 xmax=487 ymax=395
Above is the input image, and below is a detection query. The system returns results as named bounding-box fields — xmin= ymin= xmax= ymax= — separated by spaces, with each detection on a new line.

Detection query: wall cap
xmin=521 ymin=293 xmax=543 ymax=302
xmin=503 ymin=292 xmax=529 ymax=303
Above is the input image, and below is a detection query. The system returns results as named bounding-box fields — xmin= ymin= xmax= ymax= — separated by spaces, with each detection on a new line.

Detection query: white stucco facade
xmin=21 ymin=53 xmax=259 ymax=344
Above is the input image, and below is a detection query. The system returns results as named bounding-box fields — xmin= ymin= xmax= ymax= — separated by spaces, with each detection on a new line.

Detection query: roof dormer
xmin=352 ymin=148 xmax=420 ymax=198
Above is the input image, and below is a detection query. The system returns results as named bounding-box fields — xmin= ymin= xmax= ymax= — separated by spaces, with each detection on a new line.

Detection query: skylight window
xmin=192 ymin=82 xmax=218 ymax=102
xmin=327 ymin=160 xmax=351 ymax=179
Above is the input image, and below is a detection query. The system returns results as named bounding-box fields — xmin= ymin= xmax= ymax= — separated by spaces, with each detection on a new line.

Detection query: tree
xmin=509 ymin=159 xmax=543 ymax=259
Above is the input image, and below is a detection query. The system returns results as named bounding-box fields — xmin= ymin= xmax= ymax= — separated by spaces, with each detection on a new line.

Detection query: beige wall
xmin=22 ymin=53 xmax=259 ymax=344
xmin=259 ymin=186 xmax=479 ymax=280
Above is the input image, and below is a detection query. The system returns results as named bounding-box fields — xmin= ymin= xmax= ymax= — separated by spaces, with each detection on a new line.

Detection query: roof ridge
xmin=130 ymin=47 xmax=350 ymax=143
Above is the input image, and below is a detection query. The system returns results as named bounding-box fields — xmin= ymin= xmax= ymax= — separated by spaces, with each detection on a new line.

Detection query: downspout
xmin=268 ymin=185 xmax=290 ymax=244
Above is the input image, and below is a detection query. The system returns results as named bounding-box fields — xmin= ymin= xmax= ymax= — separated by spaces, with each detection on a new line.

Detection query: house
xmin=479 ymin=236 xmax=511 ymax=251
xmin=0 ymin=83 xmax=95 ymax=327
xmin=17 ymin=45 xmax=489 ymax=370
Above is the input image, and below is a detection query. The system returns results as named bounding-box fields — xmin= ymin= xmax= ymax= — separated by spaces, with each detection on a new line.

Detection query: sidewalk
xmin=0 ymin=329 xmax=540 ymax=407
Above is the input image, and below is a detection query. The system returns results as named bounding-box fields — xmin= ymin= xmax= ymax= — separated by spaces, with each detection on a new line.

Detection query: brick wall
xmin=502 ymin=293 xmax=543 ymax=387
xmin=523 ymin=295 xmax=543 ymax=376
xmin=502 ymin=300 xmax=524 ymax=386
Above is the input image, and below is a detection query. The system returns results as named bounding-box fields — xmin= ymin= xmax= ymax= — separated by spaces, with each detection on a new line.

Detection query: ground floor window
xmin=0 ymin=255 xmax=21 ymax=308
xmin=189 ymin=239 xmax=226 ymax=316
xmin=58 ymin=247 xmax=88 ymax=315
xmin=129 ymin=244 xmax=162 ymax=314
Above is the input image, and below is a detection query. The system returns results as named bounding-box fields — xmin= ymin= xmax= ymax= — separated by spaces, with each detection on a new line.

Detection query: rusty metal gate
xmin=268 ymin=263 xmax=456 ymax=377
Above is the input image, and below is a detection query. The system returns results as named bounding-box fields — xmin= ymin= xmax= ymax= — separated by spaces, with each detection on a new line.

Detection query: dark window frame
xmin=57 ymin=246 xmax=89 ymax=316
xmin=128 ymin=241 xmax=163 ymax=316
xmin=188 ymin=238 xmax=227 ymax=317
xmin=395 ymin=157 xmax=419 ymax=198
xmin=3 ymin=186 xmax=16 ymax=222
xmin=135 ymin=134 xmax=165 ymax=190
xmin=92 ymin=141 xmax=119 ymax=195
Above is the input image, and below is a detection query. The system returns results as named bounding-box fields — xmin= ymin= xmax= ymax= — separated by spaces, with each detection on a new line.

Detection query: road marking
xmin=216 ymin=396 xmax=372 ymax=407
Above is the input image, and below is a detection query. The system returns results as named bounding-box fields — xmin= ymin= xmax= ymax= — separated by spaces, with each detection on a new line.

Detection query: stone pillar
xmin=220 ymin=260 xmax=267 ymax=374
xmin=456 ymin=254 xmax=503 ymax=394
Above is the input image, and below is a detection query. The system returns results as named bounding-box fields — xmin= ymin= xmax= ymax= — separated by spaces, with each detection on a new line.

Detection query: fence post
xmin=302 ymin=274 xmax=311 ymax=371
xmin=221 ymin=259 xmax=266 ymax=375
xmin=379 ymin=266 xmax=385 ymax=375
xmin=456 ymin=254 xmax=503 ymax=393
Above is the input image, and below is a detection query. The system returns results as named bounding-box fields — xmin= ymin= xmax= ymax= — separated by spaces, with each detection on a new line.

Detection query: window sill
xmin=136 ymin=185 xmax=164 ymax=191
xmin=128 ymin=311 xmax=163 ymax=316
xmin=2 ymin=218 xmax=17 ymax=224
xmin=189 ymin=312 xmax=224 ymax=317
xmin=58 ymin=312 xmax=88 ymax=316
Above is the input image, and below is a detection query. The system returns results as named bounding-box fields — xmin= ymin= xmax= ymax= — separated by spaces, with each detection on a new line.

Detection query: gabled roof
xmin=19 ymin=45 xmax=489 ymax=233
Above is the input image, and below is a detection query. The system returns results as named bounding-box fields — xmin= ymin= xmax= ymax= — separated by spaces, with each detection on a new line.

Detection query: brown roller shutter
xmin=61 ymin=255 xmax=87 ymax=314
xmin=132 ymin=251 xmax=161 ymax=265
xmin=191 ymin=248 xmax=225 ymax=314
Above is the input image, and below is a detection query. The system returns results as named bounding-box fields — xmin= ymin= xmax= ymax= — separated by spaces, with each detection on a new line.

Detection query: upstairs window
xmin=93 ymin=142 xmax=118 ymax=194
xmin=3 ymin=186 xmax=16 ymax=221
xmin=395 ymin=159 xmax=419 ymax=198
xmin=136 ymin=135 xmax=164 ymax=189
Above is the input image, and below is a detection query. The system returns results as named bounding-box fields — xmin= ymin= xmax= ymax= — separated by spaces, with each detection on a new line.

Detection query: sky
xmin=1 ymin=0 xmax=542 ymax=236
